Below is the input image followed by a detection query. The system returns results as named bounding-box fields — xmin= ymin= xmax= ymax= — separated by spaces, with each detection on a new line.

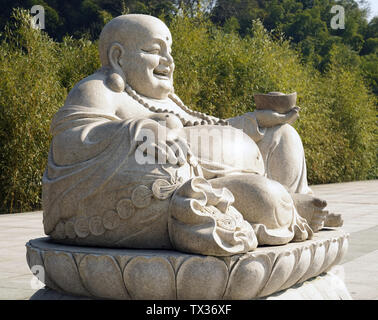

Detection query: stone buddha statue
xmin=42 ymin=14 xmax=339 ymax=257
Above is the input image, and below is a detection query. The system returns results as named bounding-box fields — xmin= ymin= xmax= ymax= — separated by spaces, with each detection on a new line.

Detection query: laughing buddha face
xmin=101 ymin=14 xmax=175 ymax=100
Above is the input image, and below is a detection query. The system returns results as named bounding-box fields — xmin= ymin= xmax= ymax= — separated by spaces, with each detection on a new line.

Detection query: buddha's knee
xmin=259 ymin=124 xmax=305 ymax=185
xmin=270 ymin=124 xmax=303 ymax=154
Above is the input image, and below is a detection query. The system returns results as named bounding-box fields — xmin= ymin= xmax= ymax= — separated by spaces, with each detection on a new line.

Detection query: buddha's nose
xmin=160 ymin=52 xmax=174 ymax=66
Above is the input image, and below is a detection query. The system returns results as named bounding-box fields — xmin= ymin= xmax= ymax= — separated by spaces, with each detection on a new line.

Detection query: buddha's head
xmin=99 ymin=14 xmax=175 ymax=99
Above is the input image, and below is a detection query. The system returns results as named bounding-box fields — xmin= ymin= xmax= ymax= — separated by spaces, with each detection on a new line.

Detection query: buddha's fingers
xmin=285 ymin=107 xmax=300 ymax=124
xmin=173 ymin=135 xmax=194 ymax=157
xmin=163 ymin=142 xmax=182 ymax=165
xmin=166 ymin=140 xmax=186 ymax=166
xmin=154 ymin=142 xmax=178 ymax=165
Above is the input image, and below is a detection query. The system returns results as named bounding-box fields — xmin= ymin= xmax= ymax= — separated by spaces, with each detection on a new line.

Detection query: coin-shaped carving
xmin=131 ymin=185 xmax=152 ymax=208
xmin=64 ymin=220 xmax=76 ymax=239
xmin=116 ymin=199 xmax=135 ymax=220
xmin=217 ymin=216 xmax=236 ymax=232
xmin=103 ymin=210 xmax=121 ymax=230
xmin=54 ymin=221 xmax=66 ymax=239
xmin=89 ymin=216 xmax=105 ymax=236
xmin=74 ymin=217 xmax=90 ymax=238
xmin=152 ymin=179 xmax=175 ymax=200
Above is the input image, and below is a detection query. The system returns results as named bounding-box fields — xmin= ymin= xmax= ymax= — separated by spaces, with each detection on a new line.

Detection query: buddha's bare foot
xmin=291 ymin=193 xmax=329 ymax=232
xmin=324 ymin=212 xmax=343 ymax=227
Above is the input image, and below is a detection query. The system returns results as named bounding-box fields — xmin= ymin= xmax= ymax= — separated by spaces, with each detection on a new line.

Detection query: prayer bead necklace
xmin=124 ymin=83 xmax=229 ymax=127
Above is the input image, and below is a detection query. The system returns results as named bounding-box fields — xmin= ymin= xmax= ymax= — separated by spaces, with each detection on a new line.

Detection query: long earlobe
xmin=105 ymin=42 xmax=126 ymax=92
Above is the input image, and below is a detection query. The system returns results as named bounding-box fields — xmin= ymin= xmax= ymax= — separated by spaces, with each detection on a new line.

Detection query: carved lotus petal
xmin=123 ymin=257 xmax=175 ymax=300
xmin=89 ymin=216 xmax=105 ymax=236
xmin=44 ymin=251 xmax=89 ymax=297
xmin=116 ymin=199 xmax=135 ymax=220
xmin=26 ymin=245 xmax=44 ymax=272
xmin=74 ymin=217 xmax=90 ymax=238
xmin=281 ymin=246 xmax=312 ymax=290
xmin=321 ymin=238 xmax=340 ymax=272
xmin=79 ymin=255 xmax=129 ymax=299
xmin=259 ymin=251 xmax=296 ymax=296
xmin=224 ymin=254 xmax=270 ymax=299
xmin=103 ymin=210 xmax=121 ymax=230
xmin=131 ymin=185 xmax=152 ymax=208
xmin=259 ymin=251 xmax=296 ymax=297
xmin=152 ymin=179 xmax=176 ymax=200
xmin=26 ymin=245 xmax=61 ymax=292
xmin=333 ymin=235 xmax=349 ymax=266
xmin=300 ymin=243 xmax=326 ymax=282
xmin=176 ymin=256 xmax=228 ymax=299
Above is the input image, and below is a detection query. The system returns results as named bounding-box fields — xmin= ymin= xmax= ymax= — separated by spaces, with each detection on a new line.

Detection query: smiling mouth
xmin=153 ymin=69 xmax=170 ymax=79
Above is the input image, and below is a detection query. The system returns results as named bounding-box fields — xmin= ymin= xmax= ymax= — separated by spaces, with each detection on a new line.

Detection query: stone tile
xmin=0 ymin=224 xmax=43 ymax=231
xmin=312 ymin=180 xmax=378 ymax=235
xmin=341 ymin=226 xmax=378 ymax=263
xmin=0 ymin=240 xmax=29 ymax=250
xmin=0 ymin=287 xmax=38 ymax=300
xmin=344 ymin=283 xmax=378 ymax=300
xmin=0 ymin=234 xmax=44 ymax=245
xmin=342 ymin=250 xmax=378 ymax=300
xmin=0 ymin=274 xmax=36 ymax=291
xmin=0 ymin=248 xmax=25 ymax=263
xmin=0 ymin=260 xmax=31 ymax=275
xmin=0 ymin=271 xmax=23 ymax=280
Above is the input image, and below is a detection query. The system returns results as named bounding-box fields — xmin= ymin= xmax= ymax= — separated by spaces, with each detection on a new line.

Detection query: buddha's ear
xmin=108 ymin=42 xmax=125 ymax=69
xmin=106 ymin=42 xmax=126 ymax=92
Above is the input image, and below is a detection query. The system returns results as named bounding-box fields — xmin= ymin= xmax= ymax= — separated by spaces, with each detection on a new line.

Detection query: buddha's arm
xmin=52 ymin=118 xmax=130 ymax=165
xmin=227 ymin=113 xmax=265 ymax=142
xmin=52 ymin=114 xmax=190 ymax=167
xmin=252 ymin=107 xmax=300 ymax=128
xmin=228 ymin=107 xmax=300 ymax=143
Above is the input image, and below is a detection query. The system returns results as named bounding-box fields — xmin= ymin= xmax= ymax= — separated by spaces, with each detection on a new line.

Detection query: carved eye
xmin=142 ymin=48 xmax=160 ymax=55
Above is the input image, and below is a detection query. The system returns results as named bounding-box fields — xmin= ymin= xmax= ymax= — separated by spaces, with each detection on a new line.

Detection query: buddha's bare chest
xmin=113 ymin=92 xmax=198 ymax=123
xmin=113 ymin=93 xmax=152 ymax=120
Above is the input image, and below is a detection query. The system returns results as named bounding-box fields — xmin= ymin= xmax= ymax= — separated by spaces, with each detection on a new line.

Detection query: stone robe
xmin=43 ymin=100 xmax=312 ymax=256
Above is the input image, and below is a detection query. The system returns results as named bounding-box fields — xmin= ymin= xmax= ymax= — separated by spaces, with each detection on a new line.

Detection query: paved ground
xmin=0 ymin=180 xmax=377 ymax=300
xmin=311 ymin=180 xmax=378 ymax=300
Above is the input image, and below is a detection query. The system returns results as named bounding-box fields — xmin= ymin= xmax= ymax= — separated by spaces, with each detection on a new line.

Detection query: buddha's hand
xmin=164 ymin=132 xmax=196 ymax=167
xmin=148 ymin=113 xmax=184 ymax=130
xmin=136 ymin=119 xmax=193 ymax=167
xmin=251 ymin=106 xmax=300 ymax=128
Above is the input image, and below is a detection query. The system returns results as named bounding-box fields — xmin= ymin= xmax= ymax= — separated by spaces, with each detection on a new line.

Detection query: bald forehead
xmin=99 ymin=14 xmax=172 ymax=64
xmin=123 ymin=16 xmax=172 ymax=47
xmin=122 ymin=15 xmax=171 ymax=37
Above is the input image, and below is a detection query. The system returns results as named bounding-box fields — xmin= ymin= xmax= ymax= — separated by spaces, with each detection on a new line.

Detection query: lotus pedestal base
xmin=26 ymin=230 xmax=351 ymax=300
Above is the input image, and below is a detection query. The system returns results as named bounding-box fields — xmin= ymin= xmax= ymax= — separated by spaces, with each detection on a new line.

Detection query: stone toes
xmin=312 ymin=197 xmax=327 ymax=209
xmin=311 ymin=221 xmax=324 ymax=232
xmin=324 ymin=213 xmax=344 ymax=227
xmin=313 ymin=209 xmax=328 ymax=217
xmin=320 ymin=210 xmax=329 ymax=217
xmin=313 ymin=217 xmax=326 ymax=225
xmin=310 ymin=210 xmax=328 ymax=232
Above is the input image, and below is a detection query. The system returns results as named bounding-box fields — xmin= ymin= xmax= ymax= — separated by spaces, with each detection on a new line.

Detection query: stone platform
xmin=26 ymin=230 xmax=349 ymax=300
xmin=2 ymin=180 xmax=377 ymax=300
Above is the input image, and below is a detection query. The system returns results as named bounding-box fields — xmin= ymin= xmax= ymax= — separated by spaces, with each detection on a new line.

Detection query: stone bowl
xmin=254 ymin=92 xmax=297 ymax=114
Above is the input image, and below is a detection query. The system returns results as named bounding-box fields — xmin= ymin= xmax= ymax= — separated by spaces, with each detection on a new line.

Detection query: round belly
xmin=182 ymin=125 xmax=264 ymax=175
